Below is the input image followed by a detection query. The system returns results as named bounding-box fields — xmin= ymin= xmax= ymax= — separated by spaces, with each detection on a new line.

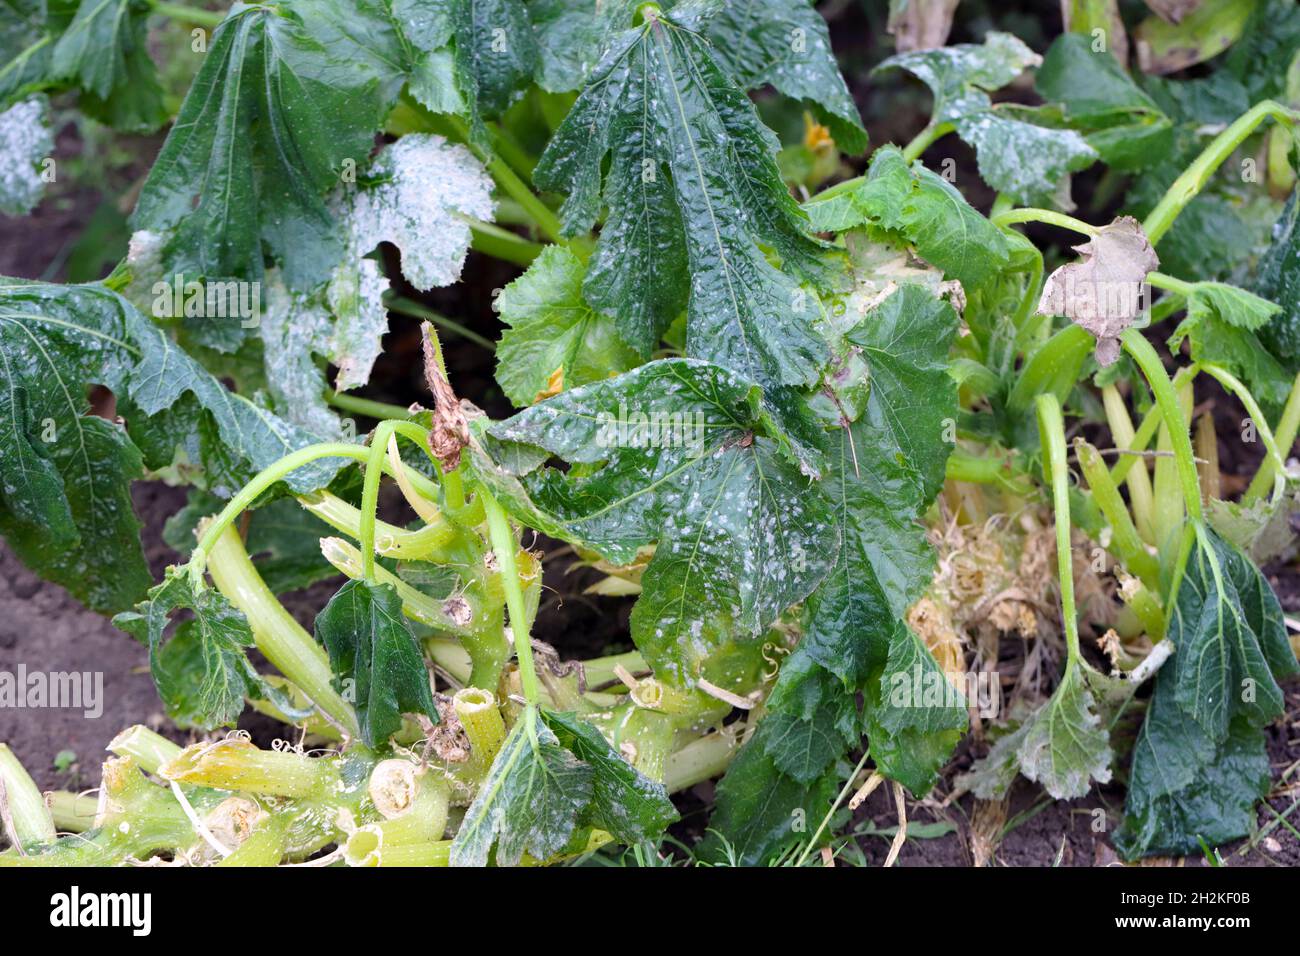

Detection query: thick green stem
xmin=1199 ymin=363 xmax=1288 ymax=501
xmin=901 ymin=120 xmax=955 ymax=162
xmin=0 ymin=744 xmax=55 ymax=849
xmin=1101 ymin=384 xmax=1157 ymax=544
xmin=991 ymin=207 xmax=1099 ymax=236
xmin=467 ymin=220 xmax=544 ymax=268
xmin=1037 ymin=394 xmax=1081 ymax=663
xmin=1007 ymin=324 xmax=1094 ymax=414
xmin=1107 ymin=366 xmax=1199 ymax=486
xmin=207 ymin=527 xmax=360 ymax=736
xmin=148 ymin=0 xmax=225 ymax=28
xmin=663 ymin=730 xmax=742 ymax=793
xmin=108 ymin=725 xmax=182 ymax=775
xmin=1075 ymin=439 xmax=1161 ymax=590
xmin=298 ymin=490 xmax=458 ymax=561
xmin=324 ymin=390 xmax=412 ymax=421
xmin=443 ymin=115 xmax=566 ymax=244
xmin=1120 ymin=329 xmax=1204 ymax=523
xmin=1245 ymin=370 xmax=1300 ymax=503
xmin=482 ymin=492 xmax=541 ymax=705
xmin=190 ymin=441 xmax=440 ymax=570
xmin=360 ymin=423 xmax=400 ymax=581
xmin=162 ymin=740 xmax=341 ymax=799
xmin=1144 ymin=100 xmax=1300 ymax=245
xmin=46 ymin=791 xmax=98 ymax=833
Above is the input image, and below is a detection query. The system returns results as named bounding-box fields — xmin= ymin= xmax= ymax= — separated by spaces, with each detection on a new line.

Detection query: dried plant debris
xmin=1037 ymin=216 xmax=1159 ymax=365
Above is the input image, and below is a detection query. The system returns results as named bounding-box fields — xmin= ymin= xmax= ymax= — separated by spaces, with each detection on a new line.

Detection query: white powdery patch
xmin=0 ymin=98 xmax=54 ymax=216
xmin=326 ymin=257 xmax=391 ymax=393
xmin=346 ymin=133 xmax=494 ymax=291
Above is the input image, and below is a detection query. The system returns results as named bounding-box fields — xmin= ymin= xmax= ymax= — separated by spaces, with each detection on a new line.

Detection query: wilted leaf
xmin=314 ymin=578 xmax=439 ymax=747
xmin=877 ymin=32 xmax=1097 ymax=206
xmin=0 ymin=280 xmax=344 ymax=611
xmin=113 ymin=568 xmax=264 ymax=729
xmin=51 ymin=0 xmax=165 ymax=132
xmin=1117 ymin=527 xmax=1299 ymax=857
xmin=539 ymin=709 xmax=678 ymax=842
xmin=1037 ymin=216 xmax=1160 ymax=365
xmin=451 ymin=705 xmax=592 ymax=867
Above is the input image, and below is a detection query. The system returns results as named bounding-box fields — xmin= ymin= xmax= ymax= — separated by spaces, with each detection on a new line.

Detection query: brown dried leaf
xmin=421 ymin=321 xmax=470 ymax=471
xmin=1037 ymin=216 xmax=1159 ymax=366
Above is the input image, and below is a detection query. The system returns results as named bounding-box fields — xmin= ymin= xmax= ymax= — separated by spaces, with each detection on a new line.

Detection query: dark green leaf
xmin=451 ymin=705 xmax=593 ymax=866
xmin=485 ymin=359 xmax=837 ymax=687
xmin=51 ymin=0 xmax=166 ymax=132
xmin=539 ymin=709 xmax=679 ymax=842
xmin=1118 ymin=527 xmax=1299 ymax=858
xmin=534 ymin=6 xmax=829 ymax=392
xmin=113 ymin=568 xmax=262 ymax=728
xmin=1258 ymin=189 xmax=1300 ymax=370
xmin=0 ymin=280 xmax=342 ymax=611
xmin=131 ymin=1 xmax=404 ymax=287
xmin=699 ymin=724 xmax=841 ymax=865
xmin=314 ymin=578 xmax=438 ymax=747
xmin=702 ymin=0 xmax=867 ymax=155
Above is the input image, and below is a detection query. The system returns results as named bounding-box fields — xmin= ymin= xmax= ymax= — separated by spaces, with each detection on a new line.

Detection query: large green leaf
xmin=876 ymin=32 xmax=1097 ymax=207
xmin=451 ymin=705 xmax=593 ymax=867
xmin=494 ymin=245 xmax=640 ymax=407
xmin=485 ymin=359 xmax=837 ymax=687
xmin=1118 ymin=527 xmax=1299 ymax=857
xmin=701 ymin=0 xmax=867 ymax=155
xmin=708 ymin=283 xmax=964 ymax=861
xmin=131 ymin=0 xmax=405 ymax=288
xmin=534 ymin=4 xmax=829 ymax=392
xmin=804 ymin=147 xmax=1010 ymax=289
xmin=50 ymin=0 xmax=166 ymax=132
xmin=314 ymin=578 xmax=439 ymax=747
xmin=0 ymin=280 xmax=342 ymax=612
xmin=1034 ymin=34 xmax=1173 ymax=171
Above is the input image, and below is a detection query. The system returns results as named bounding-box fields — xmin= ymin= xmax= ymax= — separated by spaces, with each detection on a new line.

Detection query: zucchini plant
xmin=1 ymin=0 xmax=1299 ymax=866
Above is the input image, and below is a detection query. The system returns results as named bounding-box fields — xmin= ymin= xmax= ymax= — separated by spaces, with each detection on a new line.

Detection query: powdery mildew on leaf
xmin=0 ymin=97 xmax=52 ymax=216
xmin=1037 ymin=216 xmax=1159 ymax=365
xmin=346 ymin=133 xmax=493 ymax=291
